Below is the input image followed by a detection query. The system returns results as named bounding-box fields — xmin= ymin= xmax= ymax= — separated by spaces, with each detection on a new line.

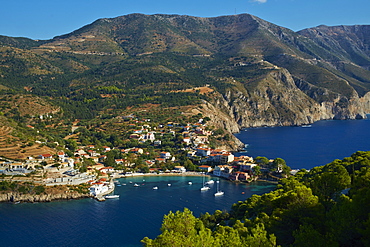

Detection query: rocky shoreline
xmin=0 ymin=191 xmax=91 ymax=203
xmin=0 ymin=172 xmax=276 ymax=204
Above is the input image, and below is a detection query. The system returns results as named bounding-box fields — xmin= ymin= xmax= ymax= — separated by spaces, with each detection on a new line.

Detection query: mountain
xmin=1 ymin=13 xmax=370 ymax=133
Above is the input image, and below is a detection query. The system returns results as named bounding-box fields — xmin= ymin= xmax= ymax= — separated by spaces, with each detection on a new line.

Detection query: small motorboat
xmin=105 ymin=195 xmax=120 ymax=199
xmin=200 ymin=186 xmax=210 ymax=191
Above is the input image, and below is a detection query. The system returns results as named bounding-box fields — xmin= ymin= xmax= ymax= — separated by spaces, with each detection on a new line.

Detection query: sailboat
xmin=205 ymin=179 xmax=214 ymax=185
xmin=214 ymin=180 xmax=224 ymax=196
xmin=200 ymin=174 xmax=210 ymax=191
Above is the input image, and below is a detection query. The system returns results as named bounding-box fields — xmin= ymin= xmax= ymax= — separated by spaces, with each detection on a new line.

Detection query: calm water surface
xmin=235 ymin=118 xmax=370 ymax=169
xmin=0 ymin=176 xmax=275 ymax=247
xmin=3 ymin=118 xmax=369 ymax=246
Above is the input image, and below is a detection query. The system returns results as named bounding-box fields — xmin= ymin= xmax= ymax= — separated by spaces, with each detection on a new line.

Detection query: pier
xmin=93 ymin=180 xmax=115 ymax=201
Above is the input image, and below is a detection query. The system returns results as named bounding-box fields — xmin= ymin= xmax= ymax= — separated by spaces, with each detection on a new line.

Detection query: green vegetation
xmin=141 ymin=208 xmax=277 ymax=246
xmin=67 ymin=184 xmax=90 ymax=194
xmin=1 ymin=14 xmax=370 ymax=125
xmin=142 ymin=151 xmax=370 ymax=246
xmin=0 ymin=181 xmax=45 ymax=195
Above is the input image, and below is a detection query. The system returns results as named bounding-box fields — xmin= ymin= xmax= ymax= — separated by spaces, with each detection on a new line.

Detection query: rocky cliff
xmin=203 ymin=67 xmax=370 ymax=131
xmin=0 ymin=191 xmax=91 ymax=203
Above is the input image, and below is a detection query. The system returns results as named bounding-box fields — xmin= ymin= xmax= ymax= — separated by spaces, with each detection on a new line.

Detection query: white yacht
xmin=105 ymin=195 xmax=119 ymax=199
xmin=200 ymin=186 xmax=210 ymax=191
xmin=200 ymin=175 xmax=210 ymax=191
xmin=214 ymin=180 xmax=224 ymax=196
xmin=205 ymin=180 xmax=214 ymax=185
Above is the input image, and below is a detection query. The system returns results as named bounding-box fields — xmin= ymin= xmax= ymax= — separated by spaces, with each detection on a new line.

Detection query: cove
xmin=234 ymin=117 xmax=370 ymax=170
xmin=0 ymin=175 xmax=275 ymax=247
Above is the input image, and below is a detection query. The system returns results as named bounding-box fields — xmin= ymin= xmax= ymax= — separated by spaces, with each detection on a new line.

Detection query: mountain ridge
xmin=1 ymin=13 xmax=370 ymax=135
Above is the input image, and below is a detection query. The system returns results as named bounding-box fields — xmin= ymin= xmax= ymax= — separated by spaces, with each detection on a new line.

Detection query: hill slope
xmin=1 ymin=13 xmax=370 ymax=132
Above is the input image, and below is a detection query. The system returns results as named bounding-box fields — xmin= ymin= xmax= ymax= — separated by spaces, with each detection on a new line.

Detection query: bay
xmin=0 ymin=176 xmax=276 ymax=247
xmin=4 ymin=117 xmax=367 ymax=246
xmin=235 ymin=117 xmax=370 ymax=170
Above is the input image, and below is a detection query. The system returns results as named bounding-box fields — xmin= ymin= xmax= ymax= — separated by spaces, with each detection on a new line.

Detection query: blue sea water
xmin=0 ymin=176 xmax=275 ymax=247
xmin=235 ymin=117 xmax=370 ymax=170
xmin=2 ymin=118 xmax=369 ymax=246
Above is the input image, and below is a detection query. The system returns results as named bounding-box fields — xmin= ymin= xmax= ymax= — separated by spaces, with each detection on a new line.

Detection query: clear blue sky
xmin=1 ymin=0 xmax=370 ymax=40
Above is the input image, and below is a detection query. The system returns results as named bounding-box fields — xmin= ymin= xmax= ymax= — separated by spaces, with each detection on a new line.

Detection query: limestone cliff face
xmin=0 ymin=192 xmax=91 ymax=203
xmin=205 ymin=68 xmax=370 ymax=131
xmin=360 ymin=92 xmax=370 ymax=113
xmin=194 ymin=101 xmax=244 ymax=150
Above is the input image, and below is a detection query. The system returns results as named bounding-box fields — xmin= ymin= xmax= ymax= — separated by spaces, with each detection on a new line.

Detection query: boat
xmin=188 ymin=181 xmax=192 ymax=185
xmin=205 ymin=179 xmax=214 ymax=185
xmin=200 ymin=186 xmax=210 ymax=191
xmin=168 ymin=184 xmax=171 ymax=186
xmin=134 ymin=183 xmax=140 ymax=187
xmin=153 ymin=186 xmax=158 ymax=190
xmin=214 ymin=180 xmax=224 ymax=196
xmin=105 ymin=195 xmax=119 ymax=199
xmin=200 ymin=174 xmax=210 ymax=191
xmin=214 ymin=191 xmax=224 ymax=196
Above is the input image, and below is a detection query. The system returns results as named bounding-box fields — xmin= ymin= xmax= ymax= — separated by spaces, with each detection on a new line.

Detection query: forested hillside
xmin=2 ymin=14 xmax=370 ymax=132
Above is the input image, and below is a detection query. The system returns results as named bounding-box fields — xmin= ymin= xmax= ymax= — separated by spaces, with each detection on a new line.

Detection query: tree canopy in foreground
xmin=142 ymin=151 xmax=370 ymax=246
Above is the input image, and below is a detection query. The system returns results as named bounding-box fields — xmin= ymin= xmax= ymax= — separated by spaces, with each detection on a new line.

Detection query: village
xmin=0 ymin=115 xmax=285 ymax=198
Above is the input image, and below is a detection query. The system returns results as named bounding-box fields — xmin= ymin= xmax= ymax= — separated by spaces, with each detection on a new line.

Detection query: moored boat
xmin=200 ymin=174 xmax=210 ymax=191
xmin=200 ymin=186 xmax=210 ymax=191
xmin=105 ymin=195 xmax=120 ymax=199
xmin=214 ymin=191 xmax=224 ymax=196
xmin=214 ymin=180 xmax=224 ymax=196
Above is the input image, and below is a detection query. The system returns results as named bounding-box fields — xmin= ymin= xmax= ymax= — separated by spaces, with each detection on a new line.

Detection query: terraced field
xmin=0 ymin=126 xmax=55 ymax=160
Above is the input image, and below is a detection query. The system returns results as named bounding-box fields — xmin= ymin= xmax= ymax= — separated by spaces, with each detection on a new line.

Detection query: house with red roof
xmin=196 ymin=147 xmax=211 ymax=157
xmin=160 ymin=152 xmax=171 ymax=160
xmin=57 ymin=151 xmax=65 ymax=159
xmin=99 ymin=167 xmax=115 ymax=173
xmin=39 ymin=154 xmax=53 ymax=160
xmin=198 ymin=165 xmax=212 ymax=173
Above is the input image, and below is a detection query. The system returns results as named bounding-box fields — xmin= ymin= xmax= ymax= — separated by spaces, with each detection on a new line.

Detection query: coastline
xmin=116 ymin=171 xmax=210 ymax=178
xmin=0 ymin=191 xmax=91 ymax=204
xmin=0 ymin=172 xmax=274 ymax=204
xmin=0 ymin=172 xmax=207 ymax=204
